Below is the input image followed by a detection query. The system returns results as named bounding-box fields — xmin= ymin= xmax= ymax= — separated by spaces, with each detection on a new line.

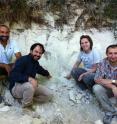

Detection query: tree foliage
xmin=0 ymin=0 xmax=116 ymax=29
xmin=104 ymin=0 xmax=117 ymax=20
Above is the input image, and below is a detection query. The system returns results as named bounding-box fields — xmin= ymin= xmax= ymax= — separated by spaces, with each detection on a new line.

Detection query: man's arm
xmin=9 ymin=57 xmax=28 ymax=83
xmin=15 ymin=52 xmax=21 ymax=60
xmin=95 ymin=78 xmax=117 ymax=97
xmin=94 ymin=62 xmax=110 ymax=88
xmin=0 ymin=63 xmax=6 ymax=68
xmin=0 ymin=63 xmax=11 ymax=75
xmin=94 ymin=63 xmax=114 ymax=89
xmin=95 ymin=78 xmax=115 ymax=89
xmin=111 ymin=80 xmax=117 ymax=85
xmin=37 ymin=64 xmax=51 ymax=77
xmin=11 ymin=52 xmax=22 ymax=68
xmin=12 ymin=40 xmax=21 ymax=62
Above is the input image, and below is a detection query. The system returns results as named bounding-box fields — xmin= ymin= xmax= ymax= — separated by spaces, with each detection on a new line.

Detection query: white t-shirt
xmin=0 ymin=40 xmax=20 ymax=64
xmin=77 ymin=49 xmax=101 ymax=70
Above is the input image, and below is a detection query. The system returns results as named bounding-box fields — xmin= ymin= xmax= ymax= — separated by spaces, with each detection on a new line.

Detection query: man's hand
xmin=47 ymin=75 xmax=52 ymax=79
xmin=95 ymin=78 xmax=112 ymax=85
xmin=95 ymin=78 xmax=117 ymax=89
xmin=112 ymin=85 xmax=117 ymax=98
xmin=95 ymin=78 xmax=117 ymax=97
xmin=28 ymin=77 xmax=38 ymax=89
xmin=4 ymin=64 xmax=11 ymax=76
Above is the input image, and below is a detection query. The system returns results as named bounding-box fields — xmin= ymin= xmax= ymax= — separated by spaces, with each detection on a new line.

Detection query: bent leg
xmin=83 ymin=73 xmax=95 ymax=91
xmin=93 ymin=84 xmax=116 ymax=113
xmin=0 ymin=67 xmax=8 ymax=76
xmin=71 ymin=68 xmax=87 ymax=90
xmin=12 ymin=82 xmax=34 ymax=107
xmin=34 ymin=84 xmax=53 ymax=103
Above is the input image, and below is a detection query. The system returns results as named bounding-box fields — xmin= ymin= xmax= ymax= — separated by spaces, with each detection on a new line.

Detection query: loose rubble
xmin=0 ymin=77 xmax=106 ymax=124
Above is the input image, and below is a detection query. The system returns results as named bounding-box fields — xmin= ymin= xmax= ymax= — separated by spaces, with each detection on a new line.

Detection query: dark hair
xmin=0 ymin=24 xmax=10 ymax=32
xmin=106 ymin=44 xmax=117 ymax=54
xmin=30 ymin=43 xmax=45 ymax=54
xmin=80 ymin=35 xmax=93 ymax=51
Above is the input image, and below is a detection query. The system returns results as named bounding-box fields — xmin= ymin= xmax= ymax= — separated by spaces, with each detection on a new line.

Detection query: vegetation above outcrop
xmin=0 ymin=0 xmax=116 ymax=29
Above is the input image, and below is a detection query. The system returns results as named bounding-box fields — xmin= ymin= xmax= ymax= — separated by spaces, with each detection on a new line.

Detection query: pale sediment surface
xmin=0 ymin=70 xmax=117 ymax=124
xmin=0 ymin=77 xmax=104 ymax=124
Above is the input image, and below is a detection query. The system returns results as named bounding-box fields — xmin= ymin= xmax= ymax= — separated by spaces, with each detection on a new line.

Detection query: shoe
xmin=22 ymin=107 xmax=40 ymax=118
xmin=32 ymin=111 xmax=40 ymax=118
xmin=113 ymin=111 xmax=117 ymax=116
xmin=111 ymin=116 xmax=117 ymax=124
xmin=103 ymin=113 xmax=114 ymax=124
xmin=22 ymin=105 xmax=36 ymax=111
xmin=22 ymin=107 xmax=32 ymax=116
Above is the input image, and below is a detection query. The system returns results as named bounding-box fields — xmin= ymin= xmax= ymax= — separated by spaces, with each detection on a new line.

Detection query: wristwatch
xmin=112 ymin=80 xmax=117 ymax=86
xmin=112 ymin=80 xmax=116 ymax=83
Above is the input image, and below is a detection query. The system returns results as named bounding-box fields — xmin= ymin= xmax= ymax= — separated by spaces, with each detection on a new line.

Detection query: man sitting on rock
xmin=93 ymin=44 xmax=117 ymax=124
xmin=9 ymin=43 xmax=53 ymax=108
xmin=0 ymin=24 xmax=21 ymax=103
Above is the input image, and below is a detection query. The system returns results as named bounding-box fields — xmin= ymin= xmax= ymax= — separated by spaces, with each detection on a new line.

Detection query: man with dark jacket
xmin=9 ymin=43 xmax=53 ymax=107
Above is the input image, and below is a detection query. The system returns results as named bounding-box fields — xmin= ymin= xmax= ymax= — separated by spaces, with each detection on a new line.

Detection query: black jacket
xmin=9 ymin=54 xmax=50 ymax=91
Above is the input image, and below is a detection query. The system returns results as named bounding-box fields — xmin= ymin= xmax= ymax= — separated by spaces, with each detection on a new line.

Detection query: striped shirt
xmin=94 ymin=58 xmax=117 ymax=80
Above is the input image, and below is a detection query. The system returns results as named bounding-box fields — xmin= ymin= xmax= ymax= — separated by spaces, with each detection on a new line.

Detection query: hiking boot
xmin=22 ymin=106 xmax=40 ymax=118
xmin=103 ymin=112 xmax=114 ymax=124
xmin=22 ymin=104 xmax=36 ymax=111
xmin=32 ymin=111 xmax=40 ymax=119
xmin=111 ymin=116 xmax=117 ymax=124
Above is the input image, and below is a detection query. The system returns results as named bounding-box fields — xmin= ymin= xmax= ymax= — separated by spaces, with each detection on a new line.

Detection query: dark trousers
xmin=71 ymin=68 xmax=95 ymax=91
xmin=0 ymin=67 xmax=8 ymax=76
xmin=0 ymin=68 xmax=8 ymax=96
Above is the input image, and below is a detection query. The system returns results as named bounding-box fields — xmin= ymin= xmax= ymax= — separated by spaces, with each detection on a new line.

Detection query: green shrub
xmin=104 ymin=0 xmax=117 ymax=20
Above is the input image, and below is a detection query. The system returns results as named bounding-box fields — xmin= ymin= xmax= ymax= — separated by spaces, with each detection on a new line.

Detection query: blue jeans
xmin=71 ymin=68 xmax=95 ymax=90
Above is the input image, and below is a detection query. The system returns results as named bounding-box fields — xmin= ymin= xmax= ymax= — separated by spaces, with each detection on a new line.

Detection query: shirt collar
xmin=105 ymin=58 xmax=117 ymax=71
xmin=0 ymin=40 xmax=10 ymax=48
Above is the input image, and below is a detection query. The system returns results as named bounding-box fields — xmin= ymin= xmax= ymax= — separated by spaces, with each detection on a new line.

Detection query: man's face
xmin=106 ymin=47 xmax=117 ymax=64
xmin=31 ymin=45 xmax=43 ymax=61
xmin=0 ymin=26 xmax=10 ymax=42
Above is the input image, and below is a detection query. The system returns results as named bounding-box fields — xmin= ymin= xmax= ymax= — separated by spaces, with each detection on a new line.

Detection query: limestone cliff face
xmin=0 ymin=0 xmax=116 ymax=30
xmin=27 ymin=0 xmax=115 ymax=29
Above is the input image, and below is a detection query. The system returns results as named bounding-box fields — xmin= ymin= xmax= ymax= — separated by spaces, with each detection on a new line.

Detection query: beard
xmin=0 ymin=35 xmax=9 ymax=42
xmin=33 ymin=55 xmax=40 ymax=61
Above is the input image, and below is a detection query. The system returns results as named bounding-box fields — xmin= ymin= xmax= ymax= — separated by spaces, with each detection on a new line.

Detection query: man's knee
xmin=23 ymin=82 xmax=34 ymax=93
xmin=93 ymin=84 xmax=104 ymax=94
xmin=22 ymin=83 xmax=34 ymax=107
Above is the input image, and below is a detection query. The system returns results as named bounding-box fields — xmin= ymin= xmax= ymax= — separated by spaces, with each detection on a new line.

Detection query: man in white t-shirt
xmin=0 ymin=24 xmax=21 ymax=103
xmin=0 ymin=24 xmax=21 ymax=76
